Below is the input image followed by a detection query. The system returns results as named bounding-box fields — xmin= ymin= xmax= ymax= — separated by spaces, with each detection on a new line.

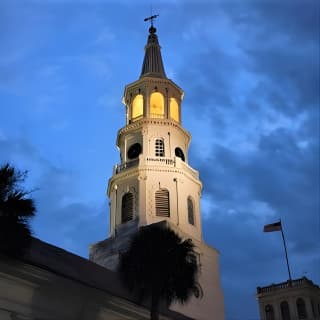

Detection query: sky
xmin=0 ymin=0 xmax=319 ymax=319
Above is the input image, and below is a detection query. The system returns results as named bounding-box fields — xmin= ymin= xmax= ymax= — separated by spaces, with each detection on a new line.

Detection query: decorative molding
xmin=117 ymin=119 xmax=191 ymax=142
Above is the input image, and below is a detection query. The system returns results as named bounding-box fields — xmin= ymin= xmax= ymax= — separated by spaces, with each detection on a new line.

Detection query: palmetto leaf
xmin=0 ymin=163 xmax=35 ymax=257
xmin=119 ymin=223 xmax=202 ymax=319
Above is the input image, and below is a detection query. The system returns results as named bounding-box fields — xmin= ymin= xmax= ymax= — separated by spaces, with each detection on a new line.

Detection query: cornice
xmin=123 ymin=77 xmax=184 ymax=99
xmin=108 ymin=164 xmax=202 ymax=197
xmin=117 ymin=118 xmax=191 ymax=145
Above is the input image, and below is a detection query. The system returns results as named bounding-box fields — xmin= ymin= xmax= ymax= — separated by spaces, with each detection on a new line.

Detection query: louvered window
xmin=187 ymin=197 xmax=195 ymax=225
xmin=155 ymin=139 xmax=165 ymax=157
xmin=155 ymin=189 xmax=170 ymax=217
xmin=121 ymin=193 xmax=134 ymax=223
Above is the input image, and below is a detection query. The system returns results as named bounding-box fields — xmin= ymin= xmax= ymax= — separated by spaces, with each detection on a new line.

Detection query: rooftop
xmin=140 ymin=26 xmax=167 ymax=79
xmin=257 ymin=277 xmax=320 ymax=294
xmin=5 ymin=237 xmax=193 ymax=320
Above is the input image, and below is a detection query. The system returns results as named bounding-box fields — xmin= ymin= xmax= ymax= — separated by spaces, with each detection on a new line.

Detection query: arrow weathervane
xmin=144 ymin=14 xmax=159 ymax=27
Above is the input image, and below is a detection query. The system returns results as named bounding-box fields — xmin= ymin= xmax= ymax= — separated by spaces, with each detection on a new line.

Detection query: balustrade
xmin=114 ymin=156 xmax=199 ymax=179
xmin=257 ymin=277 xmax=317 ymax=294
xmin=115 ymin=159 xmax=139 ymax=174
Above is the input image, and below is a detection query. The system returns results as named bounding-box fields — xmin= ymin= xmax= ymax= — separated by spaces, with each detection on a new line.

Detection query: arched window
xmin=187 ymin=197 xmax=195 ymax=225
xmin=127 ymin=143 xmax=142 ymax=160
xmin=121 ymin=193 xmax=134 ymax=223
xmin=155 ymin=139 xmax=165 ymax=157
xmin=265 ymin=304 xmax=275 ymax=320
xmin=169 ymin=98 xmax=179 ymax=122
xmin=132 ymin=94 xmax=143 ymax=120
xmin=155 ymin=189 xmax=170 ymax=217
xmin=311 ymin=300 xmax=316 ymax=317
xmin=150 ymin=92 xmax=164 ymax=118
xmin=297 ymin=298 xmax=307 ymax=319
xmin=175 ymin=147 xmax=185 ymax=161
xmin=280 ymin=301 xmax=291 ymax=320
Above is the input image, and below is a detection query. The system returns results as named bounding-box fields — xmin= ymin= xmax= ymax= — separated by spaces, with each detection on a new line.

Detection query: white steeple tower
xmin=90 ymin=23 xmax=224 ymax=320
xmin=105 ymin=24 xmax=202 ymax=243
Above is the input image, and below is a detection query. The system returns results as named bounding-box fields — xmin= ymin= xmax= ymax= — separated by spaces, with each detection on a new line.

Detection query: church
xmin=0 ymin=22 xmax=224 ymax=320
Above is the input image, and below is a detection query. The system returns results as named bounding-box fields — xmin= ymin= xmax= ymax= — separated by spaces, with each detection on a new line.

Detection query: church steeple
xmin=140 ymin=18 xmax=166 ymax=78
xmin=122 ymin=21 xmax=183 ymax=125
xmin=90 ymin=23 xmax=225 ymax=319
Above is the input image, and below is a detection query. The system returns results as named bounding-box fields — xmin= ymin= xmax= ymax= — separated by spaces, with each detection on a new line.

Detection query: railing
xmin=149 ymin=113 xmax=165 ymax=119
xmin=115 ymin=159 xmax=139 ymax=174
xmin=178 ymin=158 xmax=199 ymax=179
xmin=114 ymin=156 xmax=200 ymax=180
xmin=257 ymin=277 xmax=318 ymax=294
xmin=146 ymin=157 xmax=175 ymax=165
xmin=129 ymin=115 xmax=143 ymax=123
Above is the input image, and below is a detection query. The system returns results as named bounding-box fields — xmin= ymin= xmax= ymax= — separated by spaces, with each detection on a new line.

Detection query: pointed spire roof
xmin=140 ymin=26 xmax=167 ymax=79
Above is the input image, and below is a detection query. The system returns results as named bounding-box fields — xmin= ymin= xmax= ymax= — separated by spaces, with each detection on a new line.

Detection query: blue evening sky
xmin=1 ymin=1 xmax=319 ymax=319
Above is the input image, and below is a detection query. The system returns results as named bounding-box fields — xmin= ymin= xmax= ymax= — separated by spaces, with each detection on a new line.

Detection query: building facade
xmin=257 ymin=277 xmax=320 ymax=320
xmin=0 ymin=238 xmax=192 ymax=320
xmin=89 ymin=25 xmax=224 ymax=320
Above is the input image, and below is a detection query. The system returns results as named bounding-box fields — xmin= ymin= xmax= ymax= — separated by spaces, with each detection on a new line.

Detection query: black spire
xmin=140 ymin=15 xmax=166 ymax=79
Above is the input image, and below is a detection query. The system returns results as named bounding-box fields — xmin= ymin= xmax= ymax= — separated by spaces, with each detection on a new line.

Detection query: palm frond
xmin=119 ymin=223 xmax=202 ymax=310
xmin=0 ymin=163 xmax=35 ymax=256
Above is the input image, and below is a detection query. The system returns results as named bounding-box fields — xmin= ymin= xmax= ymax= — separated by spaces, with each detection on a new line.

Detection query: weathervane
xmin=144 ymin=14 xmax=159 ymax=27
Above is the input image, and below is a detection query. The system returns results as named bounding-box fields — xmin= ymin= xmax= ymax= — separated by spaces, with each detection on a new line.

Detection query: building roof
xmin=140 ymin=26 xmax=167 ymax=79
xmin=257 ymin=277 xmax=320 ymax=295
xmin=16 ymin=237 xmax=193 ymax=320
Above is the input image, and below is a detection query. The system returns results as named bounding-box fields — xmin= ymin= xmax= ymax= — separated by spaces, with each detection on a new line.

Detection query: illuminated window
xmin=265 ymin=304 xmax=275 ymax=320
xmin=121 ymin=193 xmax=134 ymax=223
xmin=155 ymin=189 xmax=170 ymax=217
xmin=170 ymin=98 xmax=179 ymax=122
xmin=132 ymin=94 xmax=143 ymax=120
xmin=155 ymin=139 xmax=165 ymax=157
xmin=297 ymin=298 xmax=307 ymax=319
xmin=150 ymin=92 xmax=164 ymax=118
xmin=280 ymin=301 xmax=291 ymax=320
xmin=187 ymin=197 xmax=195 ymax=225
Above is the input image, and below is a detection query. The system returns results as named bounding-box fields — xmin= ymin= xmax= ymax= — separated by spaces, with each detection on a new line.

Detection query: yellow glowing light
xmin=132 ymin=94 xmax=143 ymax=120
xmin=150 ymin=92 xmax=164 ymax=118
xmin=169 ymin=98 xmax=179 ymax=122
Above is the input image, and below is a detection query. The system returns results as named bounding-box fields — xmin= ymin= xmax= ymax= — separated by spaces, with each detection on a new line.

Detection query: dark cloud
xmin=193 ymin=122 xmax=319 ymax=318
xmin=232 ymin=0 xmax=319 ymax=112
xmin=227 ymin=0 xmax=319 ymax=44
xmin=178 ymin=0 xmax=319 ymax=122
xmin=175 ymin=4 xmax=319 ymax=318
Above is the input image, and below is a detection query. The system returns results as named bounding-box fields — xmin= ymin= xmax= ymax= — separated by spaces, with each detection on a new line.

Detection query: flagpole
xmin=280 ymin=219 xmax=292 ymax=282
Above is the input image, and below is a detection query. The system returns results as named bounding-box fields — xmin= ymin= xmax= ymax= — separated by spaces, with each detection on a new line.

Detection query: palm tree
xmin=119 ymin=223 xmax=202 ymax=320
xmin=0 ymin=163 xmax=35 ymax=257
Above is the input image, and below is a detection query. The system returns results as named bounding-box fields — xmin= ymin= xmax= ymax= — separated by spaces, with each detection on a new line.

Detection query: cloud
xmin=180 ymin=4 xmax=320 ymax=312
xmin=0 ymin=134 xmax=108 ymax=257
xmin=195 ymin=119 xmax=319 ymax=318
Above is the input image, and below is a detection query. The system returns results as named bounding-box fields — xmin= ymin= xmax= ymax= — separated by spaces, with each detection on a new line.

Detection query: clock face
xmin=127 ymin=143 xmax=142 ymax=159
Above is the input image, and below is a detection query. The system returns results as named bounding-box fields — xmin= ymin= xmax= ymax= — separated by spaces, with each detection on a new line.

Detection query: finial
xmin=144 ymin=14 xmax=159 ymax=34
